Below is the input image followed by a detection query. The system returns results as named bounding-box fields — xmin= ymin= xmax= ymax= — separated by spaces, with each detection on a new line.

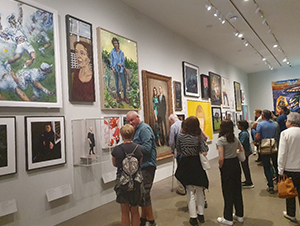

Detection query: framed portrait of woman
xmin=97 ymin=28 xmax=141 ymax=110
xmin=142 ymin=70 xmax=173 ymax=160
xmin=183 ymin=61 xmax=200 ymax=97
xmin=209 ymin=72 xmax=222 ymax=105
xmin=66 ymin=15 xmax=95 ymax=102
xmin=173 ymin=81 xmax=182 ymax=111
xmin=200 ymin=74 xmax=210 ymax=100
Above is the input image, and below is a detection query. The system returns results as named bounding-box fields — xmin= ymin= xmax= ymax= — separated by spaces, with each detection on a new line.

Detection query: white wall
xmin=0 ymin=0 xmax=248 ymax=225
xmin=248 ymin=65 xmax=300 ymax=120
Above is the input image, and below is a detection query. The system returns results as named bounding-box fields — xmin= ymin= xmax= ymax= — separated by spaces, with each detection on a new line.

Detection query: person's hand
xmin=117 ymin=63 xmax=122 ymax=67
xmin=49 ymin=142 xmax=54 ymax=150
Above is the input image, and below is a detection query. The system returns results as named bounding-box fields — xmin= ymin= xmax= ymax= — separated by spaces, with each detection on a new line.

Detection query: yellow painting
xmin=187 ymin=100 xmax=213 ymax=140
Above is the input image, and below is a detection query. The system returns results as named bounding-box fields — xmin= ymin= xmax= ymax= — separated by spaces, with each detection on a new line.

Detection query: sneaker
xmin=242 ymin=183 xmax=255 ymax=188
xmin=267 ymin=187 xmax=275 ymax=194
xmin=189 ymin=217 xmax=198 ymax=226
xmin=217 ymin=217 xmax=233 ymax=225
xmin=233 ymin=213 xmax=244 ymax=223
xmin=283 ymin=211 xmax=297 ymax=223
xmin=197 ymin=214 xmax=205 ymax=223
xmin=148 ymin=221 xmax=157 ymax=226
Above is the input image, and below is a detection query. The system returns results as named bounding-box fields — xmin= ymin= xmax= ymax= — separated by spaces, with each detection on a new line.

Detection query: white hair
xmin=287 ymin=112 xmax=300 ymax=127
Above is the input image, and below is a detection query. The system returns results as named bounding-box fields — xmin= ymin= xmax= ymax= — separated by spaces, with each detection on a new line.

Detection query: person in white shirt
xmin=277 ymin=112 xmax=300 ymax=223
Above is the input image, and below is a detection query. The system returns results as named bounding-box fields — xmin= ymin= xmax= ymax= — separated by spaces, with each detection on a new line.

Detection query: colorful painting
xmin=101 ymin=117 xmax=121 ymax=148
xmin=0 ymin=117 xmax=16 ymax=176
xmin=209 ymin=72 xmax=222 ymax=105
xmin=200 ymin=74 xmax=210 ymax=100
xmin=66 ymin=15 xmax=95 ymax=102
xmin=272 ymin=78 xmax=300 ymax=113
xmin=142 ymin=70 xmax=173 ymax=160
xmin=97 ymin=28 xmax=140 ymax=110
xmin=221 ymin=77 xmax=230 ymax=108
xmin=0 ymin=0 xmax=62 ymax=107
xmin=242 ymin=105 xmax=249 ymax=121
xmin=187 ymin=100 xmax=213 ymax=141
xmin=183 ymin=61 xmax=199 ymax=97
xmin=234 ymin=81 xmax=242 ymax=111
xmin=25 ymin=116 xmax=65 ymax=170
xmin=212 ymin=107 xmax=222 ymax=132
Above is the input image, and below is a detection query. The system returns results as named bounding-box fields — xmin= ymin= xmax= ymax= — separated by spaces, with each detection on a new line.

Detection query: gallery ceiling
xmin=121 ymin=0 xmax=300 ymax=74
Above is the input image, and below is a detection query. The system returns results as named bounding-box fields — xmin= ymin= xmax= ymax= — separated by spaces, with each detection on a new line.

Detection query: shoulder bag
xmin=277 ymin=174 xmax=298 ymax=199
xmin=259 ymin=138 xmax=277 ymax=155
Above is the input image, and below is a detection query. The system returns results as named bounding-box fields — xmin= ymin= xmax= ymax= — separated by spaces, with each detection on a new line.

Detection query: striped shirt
xmin=176 ymin=133 xmax=207 ymax=157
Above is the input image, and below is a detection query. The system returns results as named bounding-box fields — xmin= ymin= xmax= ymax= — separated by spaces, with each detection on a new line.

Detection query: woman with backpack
xmin=175 ymin=116 xmax=209 ymax=226
xmin=112 ymin=124 xmax=143 ymax=226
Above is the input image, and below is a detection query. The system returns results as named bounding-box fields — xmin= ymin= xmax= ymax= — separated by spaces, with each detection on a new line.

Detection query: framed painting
xmin=234 ymin=81 xmax=242 ymax=111
xmin=177 ymin=114 xmax=185 ymax=121
xmin=209 ymin=72 xmax=222 ymax=105
xmin=66 ymin=15 xmax=95 ymax=102
xmin=142 ymin=70 xmax=173 ymax=160
xmin=0 ymin=117 xmax=16 ymax=176
xmin=97 ymin=28 xmax=140 ymax=110
xmin=187 ymin=100 xmax=213 ymax=141
xmin=173 ymin=81 xmax=182 ymax=111
xmin=25 ymin=116 xmax=65 ymax=170
xmin=182 ymin=61 xmax=199 ymax=97
xmin=211 ymin=107 xmax=222 ymax=132
xmin=272 ymin=78 xmax=300 ymax=113
xmin=241 ymin=89 xmax=245 ymax=104
xmin=0 ymin=0 xmax=62 ymax=108
xmin=122 ymin=115 xmax=129 ymax=126
xmin=200 ymin=74 xmax=210 ymax=100
xmin=221 ymin=77 xmax=230 ymax=108
xmin=100 ymin=117 xmax=121 ymax=149
xmin=242 ymin=105 xmax=249 ymax=121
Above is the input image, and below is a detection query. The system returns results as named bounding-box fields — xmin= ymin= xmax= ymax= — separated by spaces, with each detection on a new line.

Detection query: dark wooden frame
xmin=200 ymin=74 xmax=210 ymax=100
xmin=209 ymin=71 xmax=222 ymax=105
xmin=142 ymin=70 xmax=173 ymax=160
xmin=182 ymin=61 xmax=200 ymax=97
xmin=173 ymin=81 xmax=182 ymax=111
xmin=211 ymin=107 xmax=222 ymax=132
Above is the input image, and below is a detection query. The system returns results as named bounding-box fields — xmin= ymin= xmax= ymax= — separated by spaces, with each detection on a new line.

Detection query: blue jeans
xmin=261 ymin=153 xmax=278 ymax=188
xmin=114 ymin=72 xmax=126 ymax=96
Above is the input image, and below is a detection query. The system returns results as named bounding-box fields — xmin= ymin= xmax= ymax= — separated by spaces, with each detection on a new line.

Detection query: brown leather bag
xmin=277 ymin=174 xmax=298 ymax=199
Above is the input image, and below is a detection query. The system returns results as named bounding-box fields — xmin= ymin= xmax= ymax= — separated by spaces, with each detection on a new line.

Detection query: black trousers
xmin=284 ymin=171 xmax=300 ymax=217
xmin=220 ymin=157 xmax=244 ymax=221
xmin=241 ymin=155 xmax=253 ymax=184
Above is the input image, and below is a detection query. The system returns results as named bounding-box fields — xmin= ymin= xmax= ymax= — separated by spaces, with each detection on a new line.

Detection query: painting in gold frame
xmin=142 ymin=70 xmax=173 ymax=160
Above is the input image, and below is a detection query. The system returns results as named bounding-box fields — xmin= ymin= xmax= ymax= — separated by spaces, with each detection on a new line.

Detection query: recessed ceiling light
xmin=273 ymin=44 xmax=278 ymax=48
xmin=229 ymin=16 xmax=238 ymax=22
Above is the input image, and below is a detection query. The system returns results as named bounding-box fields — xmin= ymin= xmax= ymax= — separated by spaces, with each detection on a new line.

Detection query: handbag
xmin=259 ymin=138 xmax=277 ymax=155
xmin=277 ymin=174 xmax=298 ymax=199
xmin=199 ymin=153 xmax=210 ymax=170
xmin=237 ymin=149 xmax=246 ymax=162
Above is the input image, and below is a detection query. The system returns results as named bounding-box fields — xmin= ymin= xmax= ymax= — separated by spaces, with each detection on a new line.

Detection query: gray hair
xmin=168 ymin=114 xmax=178 ymax=121
xmin=287 ymin=112 xmax=300 ymax=127
xmin=126 ymin=111 xmax=139 ymax=118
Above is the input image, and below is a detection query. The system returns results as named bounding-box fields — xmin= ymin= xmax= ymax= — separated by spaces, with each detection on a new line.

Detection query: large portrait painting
xmin=234 ymin=81 xmax=242 ymax=111
xmin=187 ymin=100 xmax=213 ymax=141
xmin=0 ymin=0 xmax=62 ymax=108
xmin=173 ymin=81 xmax=182 ymax=111
xmin=66 ymin=15 xmax=95 ymax=102
xmin=0 ymin=117 xmax=16 ymax=176
xmin=200 ymin=74 xmax=210 ymax=100
xmin=25 ymin=116 xmax=65 ymax=170
xmin=97 ymin=28 xmax=140 ymax=110
xmin=221 ymin=77 xmax=230 ymax=108
xmin=209 ymin=72 xmax=222 ymax=105
xmin=142 ymin=70 xmax=173 ymax=160
xmin=272 ymin=78 xmax=300 ymax=113
xmin=183 ymin=61 xmax=199 ymax=97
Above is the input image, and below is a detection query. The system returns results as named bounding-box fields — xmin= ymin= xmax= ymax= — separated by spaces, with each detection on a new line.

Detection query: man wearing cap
xmin=14 ymin=62 xmax=54 ymax=100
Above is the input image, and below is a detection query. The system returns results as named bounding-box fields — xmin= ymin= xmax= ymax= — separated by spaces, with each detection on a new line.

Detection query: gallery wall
xmin=248 ymin=65 xmax=300 ymax=120
xmin=0 ymin=0 xmax=249 ymax=225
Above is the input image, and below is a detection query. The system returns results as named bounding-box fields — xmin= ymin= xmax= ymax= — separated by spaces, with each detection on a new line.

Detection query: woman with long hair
xmin=175 ymin=116 xmax=209 ymax=226
xmin=217 ymin=120 xmax=245 ymax=225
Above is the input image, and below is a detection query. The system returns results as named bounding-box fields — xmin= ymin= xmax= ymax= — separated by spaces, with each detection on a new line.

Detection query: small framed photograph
xmin=25 ymin=116 xmax=65 ymax=170
xmin=122 ymin=116 xmax=129 ymax=126
xmin=66 ymin=15 xmax=95 ymax=102
xmin=209 ymin=72 xmax=222 ymax=105
xmin=200 ymin=74 xmax=210 ymax=100
xmin=234 ymin=81 xmax=242 ymax=111
xmin=0 ymin=117 xmax=16 ymax=176
xmin=212 ymin=107 xmax=222 ymax=132
xmin=173 ymin=81 xmax=182 ymax=111
xmin=176 ymin=114 xmax=185 ymax=121
xmin=183 ymin=61 xmax=200 ymax=97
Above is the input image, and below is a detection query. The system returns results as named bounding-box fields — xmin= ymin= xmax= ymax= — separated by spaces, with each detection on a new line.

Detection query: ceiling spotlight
xmin=287 ymin=61 xmax=290 ymax=65
xmin=262 ymin=58 xmax=266 ymax=61
xmin=255 ymin=7 xmax=260 ymax=14
xmin=205 ymin=4 xmax=212 ymax=11
xmin=273 ymin=44 xmax=278 ymax=48
xmin=234 ymin=32 xmax=239 ymax=37
xmin=244 ymin=41 xmax=248 ymax=46
xmin=262 ymin=19 xmax=266 ymax=24
xmin=238 ymin=33 xmax=243 ymax=38
xmin=214 ymin=10 xmax=219 ymax=17
xmin=283 ymin=58 xmax=287 ymax=62
xmin=221 ymin=18 xmax=226 ymax=24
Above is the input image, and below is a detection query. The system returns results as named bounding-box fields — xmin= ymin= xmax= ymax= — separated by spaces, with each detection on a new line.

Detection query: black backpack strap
xmin=131 ymin=144 xmax=139 ymax=155
xmin=120 ymin=144 xmax=139 ymax=157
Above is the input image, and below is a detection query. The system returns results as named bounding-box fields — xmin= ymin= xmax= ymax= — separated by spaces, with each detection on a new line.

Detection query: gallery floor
xmin=57 ymin=155 xmax=300 ymax=226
